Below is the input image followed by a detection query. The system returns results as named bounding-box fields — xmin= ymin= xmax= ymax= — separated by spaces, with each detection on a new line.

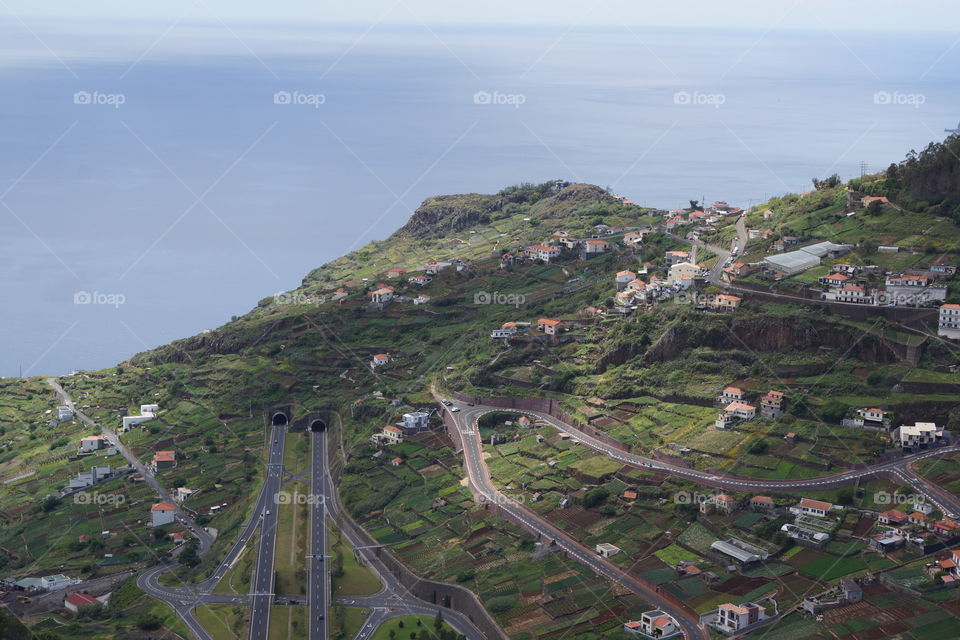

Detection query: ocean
xmin=0 ymin=20 xmax=957 ymax=376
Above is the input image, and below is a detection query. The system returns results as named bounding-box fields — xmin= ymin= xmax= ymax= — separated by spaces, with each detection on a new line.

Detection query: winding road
xmin=440 ymin=395 xmax=960 ymax=640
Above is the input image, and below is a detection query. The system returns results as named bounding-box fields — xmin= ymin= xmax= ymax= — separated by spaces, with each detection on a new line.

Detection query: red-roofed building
xmin=794 ymin=498 xmax=833 ymax=517
xmin=940 ymin=304 xmax=960 ymax=339
xmin=879 ymin=509 xmax=908 ymax=526
xmin=151 ymin=502 xmax=176 ymax=527
xmin=64 ymin=592 xmax=101 ymax=613
xmin=537 ymin=318 xmax=562 ymax=336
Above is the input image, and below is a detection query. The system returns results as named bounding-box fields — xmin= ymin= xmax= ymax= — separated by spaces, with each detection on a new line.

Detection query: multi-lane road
xmin=246 ymin=423 xmax=287 ymax=639
xmin=309 ymin=430 xmax=330 ymax=640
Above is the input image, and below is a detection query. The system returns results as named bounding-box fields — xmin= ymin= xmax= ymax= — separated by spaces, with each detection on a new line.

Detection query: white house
xmin=719 ymin=386 xmax=744 ymax=402
xmin=792 ymin=498 xmax=833 ymax=518
xmin=528 ymin=244 xmax=561 ymax=262
xmin=857 ymin=407 xmax=887 ymax=424
xmin=57 ymin=406 xmax=74 ymax=421
xmin=595 ymin=542 xmax=621 ymax=558
xmin=377 ymin=425 xmax=404 ymax=445
xmin=413 ymin=295 xmax=431 ymax=305
xmin=668 ymin=262 xmax=700 ymax=285
xmin=713 ymin=602 xmax=768 ymax=634
xmin=369 ymin=286 xmax=395 ymax=305
xmin=175 ymin=487 xmax=195 ymax=503
xmin=402 ymin=411 xmax=430 ymax=433
xmin=939 ymin=304 xmax=960 ymax=339
xmin=79 ymin=435 xmax=105 ymax=453
xmin=151 ymin=502 xmax=176 ymax=527
xmin=371 ymin=353 xmax=391 ymax=367
xmin=625 ymin=610 xmax=679 ymax=638
xmin=895 ymin=422 xmax=945 ymax=449
xmin=121 ymin=403 xmax=158 ymax=432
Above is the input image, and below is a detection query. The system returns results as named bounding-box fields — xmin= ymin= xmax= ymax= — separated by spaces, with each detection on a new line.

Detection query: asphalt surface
xmin=442 ymin=398 xmax=710 ymax=640
xmin=309 ymin=429 xmax=329 ymax=640
xmin=247 ymin=422 xmax=286 ymax=640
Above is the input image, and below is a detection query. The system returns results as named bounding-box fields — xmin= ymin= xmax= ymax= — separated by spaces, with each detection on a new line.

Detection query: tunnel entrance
xmin=310 ymin=419 xmax=326 ymax=432
xmin=271 ymin=412 xmax=288 ymax=426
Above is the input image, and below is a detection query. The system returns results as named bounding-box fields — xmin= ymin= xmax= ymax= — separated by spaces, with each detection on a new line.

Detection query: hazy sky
xmin=2 ymin=0 xmax=956 ymax=31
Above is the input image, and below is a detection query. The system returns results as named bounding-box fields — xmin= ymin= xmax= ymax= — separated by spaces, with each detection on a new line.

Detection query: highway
xmin=247 ymin=423 xmax=286 ymax=639
xmin=442 ymin=398 xmax=710 ymax=640
xmin=309 ymin=429 xmax=329 ymax=640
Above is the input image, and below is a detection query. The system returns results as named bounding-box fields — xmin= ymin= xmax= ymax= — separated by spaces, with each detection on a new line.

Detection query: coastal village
xmin=4 ymin=179 xmax=960 ymax=639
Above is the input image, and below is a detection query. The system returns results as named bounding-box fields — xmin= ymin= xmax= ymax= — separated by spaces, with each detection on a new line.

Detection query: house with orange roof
xmin=712 ymin=601 xmax=768 ymax=634
xmin=151 ymin=502 xmax=176 ymax=527
xmin=664 ymin=250 xmax=689 ymax=267
xmin=818 ymin=272 xmax=850 ymax=287
xmin=150 ymin=451 xmax=176 ymax=471
xmin=626 ymin=610 xmax=679 ymax=638
xmin=760 ymin=390 xmax=785 ymax=418
xmin=793 ymin=498 xmax=834 ymax=518
xmin=933 ymin=520 xmax=960 ymax=536
xmin=616 ymin=270 xmax=637 ymax=290
xmin=373 ymin=424 xmax=404 ymax=446
xmin=64 ymin=592 xmax=102 ymax=614
xmin=715 ymin=402 xmax=756 ymax=429
xmin=371 ymin=353 xmax=391 ymax=368
xmin=537 ymin=318 xmax=562 ymax=336
xmin=408 ymin=275 xmax=431 ymax=286
xmin=582 ymin=239 xmax=610 ymax=258
xmin=878 ymin=509 xmax=908 ymax=526
xmin=750 ymin=496 xmax=774 ymax=511
xmin=368 ymin=286 xmax=395 ymax=305
xmin=719 ymin=386 xmax=744 ymax=402
xmin=710 ymin=294 xmax=742 ymax=312
xmin=386 ymin=267 xmax=406 ymax=278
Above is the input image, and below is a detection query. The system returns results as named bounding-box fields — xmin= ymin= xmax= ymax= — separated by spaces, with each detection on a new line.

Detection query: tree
xmin=137 ymin=614 xmax=162 ymax=630
xmin=179 ymin=543 xmax=200 ymax=568
xmin=748 ymin=439 xmax=768 ymax=455
xmin=688 ymin=199 xmax=700 ymax=211
xmin=820 ymin=399 xmax=848 ymax=423
xmin=582 ymin=487 xmax=610 ymax=509
xmin=434 ymin=611 xmax=444 ymax=631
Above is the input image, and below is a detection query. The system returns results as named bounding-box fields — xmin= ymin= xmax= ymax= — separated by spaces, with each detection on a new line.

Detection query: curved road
xmin=457 ymin=399 xmax=960 ymax=517
xmin=441 ymin=398 xmax=709 ymax=640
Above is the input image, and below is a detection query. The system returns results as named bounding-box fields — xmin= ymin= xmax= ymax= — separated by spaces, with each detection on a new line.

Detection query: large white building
xmin=939 ymin=304 xmax=960 ymax=339
xmin=895 ymin=422 xmax=946 ymax=449
xmin=713 ymin=602 xmax=768 ymax=634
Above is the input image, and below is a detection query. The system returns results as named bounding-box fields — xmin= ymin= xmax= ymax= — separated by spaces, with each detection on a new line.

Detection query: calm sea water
xmin=1 ymin=21 xmax=957 ymax=376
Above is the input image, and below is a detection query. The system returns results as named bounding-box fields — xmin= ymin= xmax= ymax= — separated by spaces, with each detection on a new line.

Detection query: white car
xmin=451 ymin=407 xmax=461 ymax=413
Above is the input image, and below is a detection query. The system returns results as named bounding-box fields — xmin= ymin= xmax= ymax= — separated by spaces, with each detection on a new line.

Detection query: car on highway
xmin=442 ymin=400 xmax=453 ymax=406
xmin=451 ymin=407 xmax=460 ymax=412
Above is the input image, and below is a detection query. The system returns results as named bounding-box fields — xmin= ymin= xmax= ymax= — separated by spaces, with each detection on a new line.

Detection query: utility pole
xmin=859 ymin=161 xmax=868 ymax=178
